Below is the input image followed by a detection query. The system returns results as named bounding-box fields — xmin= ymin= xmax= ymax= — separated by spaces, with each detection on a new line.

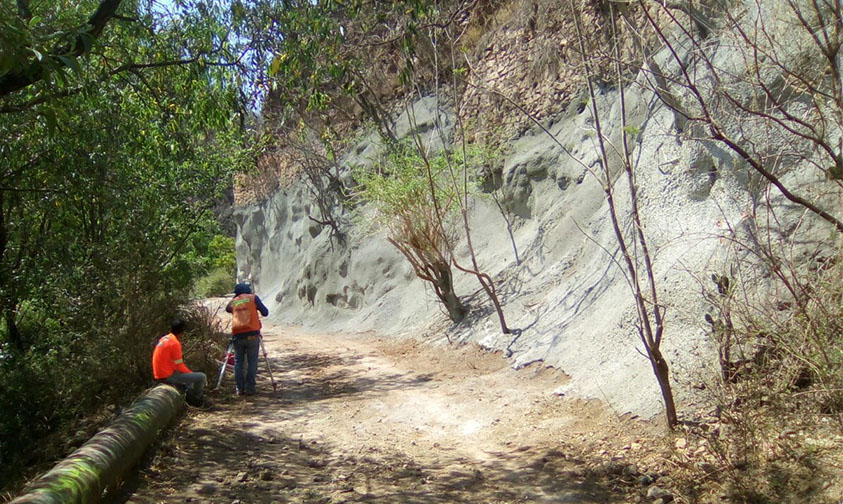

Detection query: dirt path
xmin=118 ymin=323 xmax=667 ymax=504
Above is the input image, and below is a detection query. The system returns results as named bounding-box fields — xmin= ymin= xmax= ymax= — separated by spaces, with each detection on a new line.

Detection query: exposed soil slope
xmin=118 ymin=321 xmax=671 ymax=504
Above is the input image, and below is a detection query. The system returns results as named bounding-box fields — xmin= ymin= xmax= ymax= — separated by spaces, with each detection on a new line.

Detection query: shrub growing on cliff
xmin=353 ymin=140 xmax=491 ymax=322
xmin=669 ymin=257 xmax=843 ymax=503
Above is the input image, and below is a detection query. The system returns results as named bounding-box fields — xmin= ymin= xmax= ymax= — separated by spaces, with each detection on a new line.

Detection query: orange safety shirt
xmin=152 ymin=333 xmax=192 ymax=380
xmin=228 ymin=294 xmax=262 ymax=334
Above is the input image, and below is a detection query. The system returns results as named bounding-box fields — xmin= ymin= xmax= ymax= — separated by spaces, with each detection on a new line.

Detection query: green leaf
xmin=56 ymin=55 xmax=82 ymax=75
xmin=78 ymin=32 xmax=93 ymax=53
xmin=43 ymin=108 xmax=57 ymax=136
xmin=54 ymin=67 xmax=70 ymax=88
xmin=623 ymin=124 xmax=641 ymax=137
xmin=0 ymin=52 xmax=13 ymax=75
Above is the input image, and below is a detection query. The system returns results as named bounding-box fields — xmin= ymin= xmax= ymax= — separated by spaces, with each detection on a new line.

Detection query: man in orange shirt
xmin=153 ymin=318 xmax=207 ymax=405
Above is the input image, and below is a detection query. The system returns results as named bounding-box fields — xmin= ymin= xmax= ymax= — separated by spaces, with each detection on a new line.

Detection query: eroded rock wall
xmin=234 ymin=4 xmax=841 ymax=418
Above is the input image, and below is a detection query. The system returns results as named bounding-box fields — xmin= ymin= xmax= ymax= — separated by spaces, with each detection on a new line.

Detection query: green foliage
xmin=356 ymin=142 xmax=451 ymax=237
xmin=166 ymin=231 xmax=237 ymax=290
xmin=623 ymin=124 xmax=641 ymax=136
xmin=208 ymin=235 xmax=236 ymax=271
xmin=194 ymin=267 xmax=235 ymax=298
xmin=353 ymin=140 xmax=488 ymax=241
xmin=0 ymin=1 xmax=95 ymax=95
xmin=0 ymin=0 xmax=253 ymax=490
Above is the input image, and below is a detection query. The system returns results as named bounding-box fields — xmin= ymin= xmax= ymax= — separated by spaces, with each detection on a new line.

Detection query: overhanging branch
xmin=0 ymin=0 xmax=124 ymax=97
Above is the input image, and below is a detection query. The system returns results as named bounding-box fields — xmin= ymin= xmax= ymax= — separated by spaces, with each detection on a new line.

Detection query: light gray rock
xmin=234 ymin=4 xmax=841 ymax=419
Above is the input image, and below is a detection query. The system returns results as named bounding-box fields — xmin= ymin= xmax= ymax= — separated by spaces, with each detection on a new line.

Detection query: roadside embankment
xmin=9 ymin=385 xmax=184 ymax=504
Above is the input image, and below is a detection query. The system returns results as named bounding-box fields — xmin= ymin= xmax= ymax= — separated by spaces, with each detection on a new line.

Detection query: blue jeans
xmin=163 ymin=371 xmax=207 ymax=403
xmin=234 ymin=335 xmax=260 ymax=394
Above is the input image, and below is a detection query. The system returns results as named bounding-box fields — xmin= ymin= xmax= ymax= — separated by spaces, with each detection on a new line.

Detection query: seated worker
xmin=153 ymin=318 xmax=207 ymax=406
xmin=226 ymin=283 xmax=269 ymax=395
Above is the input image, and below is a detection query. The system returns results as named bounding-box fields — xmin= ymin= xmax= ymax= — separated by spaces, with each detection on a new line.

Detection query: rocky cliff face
xmin=233 ymin=4 xmax=839 ymax=418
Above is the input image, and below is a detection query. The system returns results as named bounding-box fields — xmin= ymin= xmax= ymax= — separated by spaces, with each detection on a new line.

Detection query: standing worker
xmin=226 ymin=283 xmax=269 ymax=395
xmin=153 ymin=318 xmax=207 ymax=406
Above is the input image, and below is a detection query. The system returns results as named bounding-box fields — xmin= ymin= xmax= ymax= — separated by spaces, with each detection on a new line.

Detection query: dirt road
xmin=118 ymin=323 xmax=666 ymax=503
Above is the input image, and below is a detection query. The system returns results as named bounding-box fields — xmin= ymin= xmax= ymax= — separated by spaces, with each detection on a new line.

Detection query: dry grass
xmin=670 ymin=259 xmax=843 ymax=504
xmin=181 ymin=301 xmax=232 ymax=377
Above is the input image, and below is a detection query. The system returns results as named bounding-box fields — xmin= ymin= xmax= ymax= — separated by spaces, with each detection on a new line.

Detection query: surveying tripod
xmin=214 ymin=335 xmax=278 ymax=392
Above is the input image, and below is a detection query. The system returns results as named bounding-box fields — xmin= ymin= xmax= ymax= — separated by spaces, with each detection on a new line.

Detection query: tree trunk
xmin=433 ymin=261 xmax=467 ymax=323
xmin=4 ymin=306 xmax=23 ymax=351
xmin=441 ymin=288 xmax=467 ymax=323
xmin=10 ymin=384 xmax=185 ymax=504
xmin=649 ymin=348 xmax=678 ymax=428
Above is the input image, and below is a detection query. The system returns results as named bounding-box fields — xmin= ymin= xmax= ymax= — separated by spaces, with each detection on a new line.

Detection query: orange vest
xmin=152 ymin=333 xmax=191 ymax=379
xmin=230 ymin=294 xmax=262 ymax=334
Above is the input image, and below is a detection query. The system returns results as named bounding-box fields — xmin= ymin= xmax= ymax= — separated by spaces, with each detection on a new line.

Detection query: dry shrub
xmin=528 ymin=36 xmax=565 ymax=81
xmin=672 ymin=258 xmax=843 ymax=504
xmin=180 ymin=300 xmax=232 ymax=377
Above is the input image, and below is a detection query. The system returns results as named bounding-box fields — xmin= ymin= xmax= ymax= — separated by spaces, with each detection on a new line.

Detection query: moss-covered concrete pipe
xmin=10 ymin=384 xmax=185 ymax=504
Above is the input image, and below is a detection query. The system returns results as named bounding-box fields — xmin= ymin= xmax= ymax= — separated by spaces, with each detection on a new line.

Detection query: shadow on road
xmin=114 ymin=341 xmax=638 ymax=503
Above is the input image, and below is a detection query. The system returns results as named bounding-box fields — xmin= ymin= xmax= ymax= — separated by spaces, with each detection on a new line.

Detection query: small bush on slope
xmin=671 ymin=259 xmax=843 ymax=504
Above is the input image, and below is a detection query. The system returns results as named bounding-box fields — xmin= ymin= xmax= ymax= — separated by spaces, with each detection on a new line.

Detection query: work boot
xmin=186 ymin=395 xmax=212 ymax=409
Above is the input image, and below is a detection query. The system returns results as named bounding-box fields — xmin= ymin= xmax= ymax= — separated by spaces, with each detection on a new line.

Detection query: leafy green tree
xmin=0 ymin=0 xmax=123 ymax=98
xmin=0 ymin=0 xmax=255 ymax=488
xmin=208 ymin=234 xmax=236 ymax=271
